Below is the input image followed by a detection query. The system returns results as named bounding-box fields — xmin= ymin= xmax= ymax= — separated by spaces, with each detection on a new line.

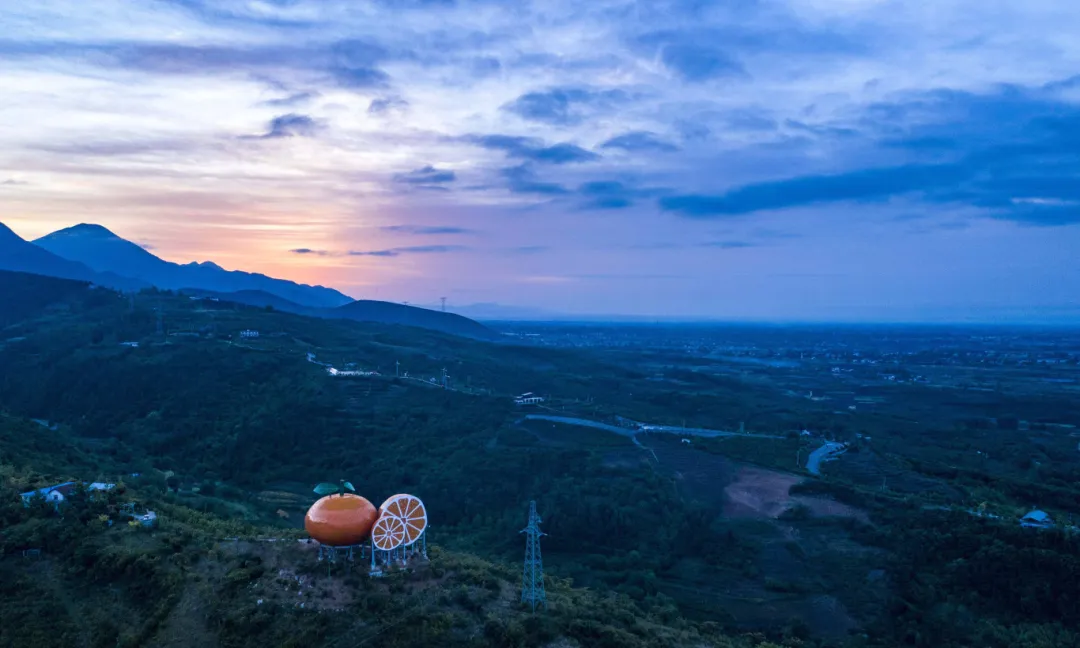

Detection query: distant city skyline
xmin=2 ymin=1 xmax=1079 ymax=322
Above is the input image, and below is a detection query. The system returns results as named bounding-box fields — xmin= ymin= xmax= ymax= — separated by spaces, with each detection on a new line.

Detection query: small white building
xmin=515 ymin=392 xmax=545 ymax=405
xmin=1020 ymin=510 xmax=1055 ymax=529
xmin=240 ymin=330 xmax=260 ymax=339
xmin=20 ymin=481 xmax=114 ymax=507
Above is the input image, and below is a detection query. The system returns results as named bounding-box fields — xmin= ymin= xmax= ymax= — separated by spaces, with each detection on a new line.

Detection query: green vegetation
xmin=2 ymin=277 xmax=1079 ymax=647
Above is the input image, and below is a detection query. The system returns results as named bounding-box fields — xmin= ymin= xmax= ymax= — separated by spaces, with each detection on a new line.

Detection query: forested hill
xmin=0 ymin=270 xmax=102 ymax=327
xmin=180 ymin=288 xmax=501 ymax=341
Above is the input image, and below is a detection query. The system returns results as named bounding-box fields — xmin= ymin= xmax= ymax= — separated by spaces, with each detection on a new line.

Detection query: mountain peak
xmin=45 ymin=223 xmax=121 ymax=239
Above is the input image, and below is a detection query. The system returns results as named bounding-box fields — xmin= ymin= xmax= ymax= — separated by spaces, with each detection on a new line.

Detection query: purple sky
xmin=1 ymin=0 xmax=1079 ymax=321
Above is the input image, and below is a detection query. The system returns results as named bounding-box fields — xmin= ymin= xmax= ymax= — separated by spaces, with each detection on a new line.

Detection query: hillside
xmin=331 ymin=300 xmax=499 ymax=341
xmin=34 ymin=223 xmax=353 ymax=309
xmin=0 ymin=414 xmax=757 ymax=648
xmin=0 ymin=270 xmax=96 ymax=327
xmin=1 ymin=278 xmax=1079 ymax=648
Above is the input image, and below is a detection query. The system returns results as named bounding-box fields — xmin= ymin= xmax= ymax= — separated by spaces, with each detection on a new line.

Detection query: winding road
xmin=806 ymin=442 xmax=847 ymax=476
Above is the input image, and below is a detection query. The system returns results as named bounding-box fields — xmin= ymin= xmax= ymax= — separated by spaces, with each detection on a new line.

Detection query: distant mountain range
xmin=0 ymin=222 xmax=498 ymax=340
xmin=34 ymin=224 xmax=352 ymax=309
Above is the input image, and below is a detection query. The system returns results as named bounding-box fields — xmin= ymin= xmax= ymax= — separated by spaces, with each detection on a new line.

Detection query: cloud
xmin=381 ymin=225 xmax=473 ymax=235
xmin=467 ymin=135 xmax=599 ymax=164
xmin=368 ymin=95 xmax=409 ymax=114
xmin=349 ymin=245 xmax=467 ymax=257
xmin=502 ymin=87 xmax=628 ymax=126
xmin=501 ymin=165 xmax=568 ymax=195
xmin=659 ymin=43 xmax=745 ymax=82
xmin=290 ymin=248 xmax=331 ymax=256
xmin=261 ymin=113 xmax=319 ymax=138
xmin=259 ymin=92 xmax=319 ymax=108
xmin=661 ymin=163 xmax=967 ymax=217
xmin=332 ymin=66 xmax=391 ymax=89
xmin=699 ymin=240 xmax=757 ymax=249
xmin=28 ymin=139 xmax=204 ymax=157
xmin=661 ymin=80 xmax=1080 ymax=226
xmin=600 ymin=131 xmax=679 ymax=153
xmin=577 ymin=179 xmax=669 ymax=210
xmin=393 ymin=165 xmax=457 ymax=185
xmin=1 ymin=178 xmax=29 ymax=185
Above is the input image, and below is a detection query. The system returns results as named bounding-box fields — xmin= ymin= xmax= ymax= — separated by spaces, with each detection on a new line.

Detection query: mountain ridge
xmin=0 ymin=222 xmax=145 ymax=291
xmin=34 ymin=223 xmax=354 ymax=309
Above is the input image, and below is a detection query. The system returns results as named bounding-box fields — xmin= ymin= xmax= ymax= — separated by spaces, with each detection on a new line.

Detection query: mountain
xmin=34 ymin=224 xmax=353 ymax=309
xmin=179 ymin=288 xmax=500 ymax=340
xmin=0 ymin=222 xmax=144 ymax=291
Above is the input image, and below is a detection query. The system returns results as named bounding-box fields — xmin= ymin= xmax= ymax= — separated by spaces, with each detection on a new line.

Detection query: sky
xmin=1 ymin=0 xmax=1079 ymax=322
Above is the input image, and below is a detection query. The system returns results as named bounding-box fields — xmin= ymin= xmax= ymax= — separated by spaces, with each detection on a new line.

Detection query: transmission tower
xmin=440 ymin=297 xmax=446 ymax=312
xmin=520 ymin=501 xmax=547 ymax=612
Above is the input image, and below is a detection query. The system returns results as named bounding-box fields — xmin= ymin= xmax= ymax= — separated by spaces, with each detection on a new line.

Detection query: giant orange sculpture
xmin=304 ymin=481 xmax=378 ymax=547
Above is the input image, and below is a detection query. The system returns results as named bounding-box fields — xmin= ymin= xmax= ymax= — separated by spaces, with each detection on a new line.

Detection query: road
xmin=806 ymin=442 xmax=846 ymax=475
xmin=521 ymin=415 xmax=784 ymax=440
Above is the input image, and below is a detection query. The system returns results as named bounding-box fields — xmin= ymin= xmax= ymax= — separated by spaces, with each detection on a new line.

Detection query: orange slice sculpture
xmin=304 ymin=493 xmax=378 ymax=547
xmin=371 ymin=513 xmax=406 ymax=551
xmin=379 ymin=494 xmax=428 ymax=546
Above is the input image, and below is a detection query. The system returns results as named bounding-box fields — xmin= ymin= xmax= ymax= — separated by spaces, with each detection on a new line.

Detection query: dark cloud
xmin=784 ymin=119 xmax=859 ymax=139
xmin=368 ymin=95 xmax=409 ymax=114
xmin=350 ymin=245 xmax=467 ymax=257
xmin=660 ymin=43 xmax=745 ymax=82
xmin=662 ymin=78 xmax=1080 ymax=226
xmin=290 ymin=248 xmax=331 ymax=256
xmin=700 ymin=240 xmax=757 ymax=249
xmin=332 ymin=66 xmax=390 ymax=89
xmin=577 ymin=180 xmax=670 ymax=210
xmin=600 ymin=131 xmax=680 ymax=153
xmin=661 ymin=163 xmax=966 ymax=216
xmin=381 ymin=225 xmax=473 ymax=235
xmin=467 ymin=135 xmax=599 ymax=164
xmin=1 ymin=178 xmax=29 ymax=185
xmin=502 ymin=87 xmax=628 ymax=125
xmin=501 ymin=165 xmax=569 ymax=195
xmin=262 ymin=113 xmax=319 ymax=138
xmin=393 ymin=165 xmax=457 ymax=185
xmin=259 ymin=91 xmax=319 ymax=108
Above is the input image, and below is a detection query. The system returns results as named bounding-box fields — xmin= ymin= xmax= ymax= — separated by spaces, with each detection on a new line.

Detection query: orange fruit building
xmin=304 ymin=493 xmax=378 ymax=546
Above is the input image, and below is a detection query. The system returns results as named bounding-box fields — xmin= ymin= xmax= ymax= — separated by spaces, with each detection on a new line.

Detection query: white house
xmin=1020 ymin=510 xmax=1055 ymax=529
xmin=21 ymin=481 xmax=114 ymax=507
xmin=240 ymin=330 xmax=260 ymax=339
